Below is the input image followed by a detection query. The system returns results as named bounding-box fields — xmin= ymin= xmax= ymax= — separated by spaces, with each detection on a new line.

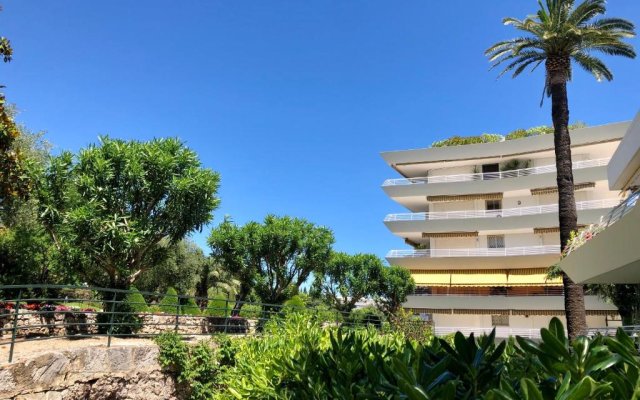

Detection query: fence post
xmin=175 ymin=295 xmax=182 ymax=333
xmin=106 ymin=291 xmax=117 ymax=347
xmin=8 ymin=288 xmax=22 ymax=363
xmin=224 ymin=298 xmax=229 ymax=334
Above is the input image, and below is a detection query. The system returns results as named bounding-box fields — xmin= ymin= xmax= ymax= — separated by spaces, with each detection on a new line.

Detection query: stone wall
xmin=1 ymin=311 xmax=258 ymax=339
xmin=0 ymin=345 xmax=181 ymax=400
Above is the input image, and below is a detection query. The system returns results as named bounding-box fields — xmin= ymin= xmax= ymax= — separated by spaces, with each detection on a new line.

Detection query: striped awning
xmin=534 ymin=225 xmax=585 ymax=234
xmin=531 ymin=182 xmax=595 ymax=195
xmin=410 ymin=268 xmax=563 ymax=287
xmin=427 ymin=193 xmax=503 ymax=202
xmin=422 ymin=231 xmax=478 ymax=238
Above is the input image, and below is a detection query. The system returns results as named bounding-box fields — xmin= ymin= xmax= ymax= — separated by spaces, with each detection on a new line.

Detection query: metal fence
xmin=0 ymin=284 xmax=385 ymax=363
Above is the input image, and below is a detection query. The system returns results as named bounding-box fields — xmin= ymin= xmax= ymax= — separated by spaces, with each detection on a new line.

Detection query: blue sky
xmin=2 ymin=1 xmax=639 ymax=261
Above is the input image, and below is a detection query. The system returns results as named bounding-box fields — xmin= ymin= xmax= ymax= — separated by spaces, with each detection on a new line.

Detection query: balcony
xmin=383 ymin=158 xmax=610 ymax=187
xmin=387 ymin=245 xmax=561 ymax=269
xmin=385 ymin=198 xmax=621 ymax=221
xmin=560 ymin=190 xmax=640 ymax=283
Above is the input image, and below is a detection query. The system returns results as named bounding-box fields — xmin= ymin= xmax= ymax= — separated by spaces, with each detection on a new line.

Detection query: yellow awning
xmin=411 ymin=272 xmax=451 ymax=286
xmin=450 ymin=271 xmax=508 ymax=286
xmin=508 ymin=269 xmax=563 ymax=286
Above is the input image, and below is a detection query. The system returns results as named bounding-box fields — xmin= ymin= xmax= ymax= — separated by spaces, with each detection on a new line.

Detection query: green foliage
xmin=208 ymin=215 xmax=334 ymax=307
xmin=311 ymin=251 xmax=384 ymax=313
xmin=282 ymin=294 xmax=307 ymax=313
xmin=346 ymin=306 xmax=386 ymax=328
xmin=33 ymin=136 xmax=220 ymax=289
xmin=155 ymin=333 xmax=219 ymax=400
xmin=96 ymin=293 xmax=143 ymax=335
xmin=505 ymin=122 xmax=587 ymax=140
xmin=588 ymin=284 xmax=640 ymax=325
xmin=205 ymin=294 xmax=231 ymax=317
xmin=156 ymin=314 xmax=640 ymax=400
xmin=159 ymin=287 xmax=180 ymax=314
xmin=390 ymin=308 xmax=433 ymax=343
xmin=431 ymin=133 xmax=503 ymax=148
xmin=486 ymin=0 xmax=636 ymax=86
xmin=182 ymin=296 xmax=201 ymax=316
xmin=135 ymin=239 xmax=207 ymax=296
xmin=238 ymin=303 xmax=262 ymax=319
xmin=376 ymin=265 xmax=416 ymax=315
xmin=125 ymin=286 xmax=149 ymax=313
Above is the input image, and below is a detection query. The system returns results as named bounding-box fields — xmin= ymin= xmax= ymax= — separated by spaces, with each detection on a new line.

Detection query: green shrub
xmin=125 ymin=286 xmax=149 ymax=313
xmin=345 ymin=306 xmax=385 ymax=328
xmin=96 ymin=293 xmax=143 ymax=335
xmin=158 ymin=287 xmax=179 ymax=314
xmin=282 ymin=294 xmax=307 ymax=313
xmin=204 ymin=294 xmax=230 ymax=317
xmin=181 ymin=296 xmax=201 ymax=316
xmin=432 ymin=133 xmax=504 ymax=147
xmin=238 ymin=303 xmax=261 ymax=319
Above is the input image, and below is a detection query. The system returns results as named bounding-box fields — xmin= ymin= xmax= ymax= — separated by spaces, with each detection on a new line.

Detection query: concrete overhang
xmin=560 ymin=202 xmax=640 ymax=283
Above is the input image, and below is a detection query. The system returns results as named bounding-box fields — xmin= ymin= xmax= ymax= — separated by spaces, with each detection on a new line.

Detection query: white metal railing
xmin=382 ymin=158 xmax=610 ymax=187
xmin=434 ymin=326 xmax=542 ymax=339
xmin=384 ymin=198 xmax=621 ymax=221
xmin=387 ymin=245 xmax=561 ymax=258
xmin=588 ymin=325 xmax=640 ymax=338
xmin=564 ymin=190 xmax=640 ymax=256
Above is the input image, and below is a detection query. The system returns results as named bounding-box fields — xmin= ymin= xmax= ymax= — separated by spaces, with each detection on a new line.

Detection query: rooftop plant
xmin=431 ymin=122 xmax=587 ymax=147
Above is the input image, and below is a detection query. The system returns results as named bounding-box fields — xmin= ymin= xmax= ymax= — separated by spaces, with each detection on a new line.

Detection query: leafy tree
xmin=208 ymin=215 xmax=334 ymax=313
xmin=486 ymin=0 xmax=636 ymax=339
xmin=311 ymin=252 xmax=384 ymax=313
xmin=194 ymin=257 xmax=239 ymax=308
xmin=33 ymin=136 xmax=220 ymax=289
xmin=588 ymin=284 xmax=640 ymax=325
xmin=135 ymin=239 xmax=206 ymax=296
xmin=376 ymin=266 xmax=415 ymax=316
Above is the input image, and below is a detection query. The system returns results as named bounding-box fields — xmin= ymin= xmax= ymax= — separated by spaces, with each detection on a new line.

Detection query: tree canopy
xmin=33 ymin=136 xmax=220 ymax=289
xmin=209 ymin=215 xmax=334 ymax=309
xmin=376 ymin=266 xmax=416 ymax=316
xmin=311 ymin=252 xmax=384 ymax=313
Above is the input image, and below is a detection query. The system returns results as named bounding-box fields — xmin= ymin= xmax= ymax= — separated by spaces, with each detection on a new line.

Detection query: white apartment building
xmin=381 ymin=122 xmax=629 ymax=336
xmin=561 ymin=112 xmax=640 ymax=284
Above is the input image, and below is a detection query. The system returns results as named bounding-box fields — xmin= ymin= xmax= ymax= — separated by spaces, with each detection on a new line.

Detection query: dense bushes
xmin=157 ymin=315 xmax=640 ymax=400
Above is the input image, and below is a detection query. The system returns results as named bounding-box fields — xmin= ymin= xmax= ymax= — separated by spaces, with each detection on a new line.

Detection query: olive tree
xmin=376 ymin=265 xmax=416 ymax=316
xmin=34 ymin=136 xmax=220 ymax=289
xmin=311 ymin=252 xmax=384 ymax=313
xmin=208 ymin=215 xmax=334 ymax=313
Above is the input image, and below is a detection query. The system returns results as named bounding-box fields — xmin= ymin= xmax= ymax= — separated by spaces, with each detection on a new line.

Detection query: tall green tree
xmin=376 ymin=266 xmax=415 ymax=316
xmin=311 ymin=252 xmax=384 ymax=313
xmin=486 ymin=0 xmax=636 ymax=339
xmin=588 ymin=284 xmax=640 ymax=325
xmin=34 ymin=136 xmax=220 ymax=289
xmin=208 ymin=215 xmax=334 ymax=313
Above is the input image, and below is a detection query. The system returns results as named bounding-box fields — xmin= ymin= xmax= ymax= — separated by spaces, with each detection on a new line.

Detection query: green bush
xmin=282 ymin=294 xmax=307 ymax=313
xmin=181 ymin=296 xmax=201 ymax=316
xmin=125 ymin=286 xmax=149 ymax=313
xmin=238 ymin=303 xmax=261 ymax=319
xmin=96 ymin=293 xmax=143 ymax=335
xmin=158 ymin=287 xmax=180 ymax=314
xmin=345 ymin=306 xmax=385 ymax=328
xmin=432 ymin=133 xmax=503 ymax=148
xmin=205 ymin=294 xmax=231 ymax=317
xmin=156 ymin=315 xmax=640 ymax=400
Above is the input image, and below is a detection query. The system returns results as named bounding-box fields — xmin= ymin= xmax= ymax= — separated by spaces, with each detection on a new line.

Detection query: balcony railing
xmin=564 ymin=189 xmax=640 ymax=256
xmin=384 ymin=198 xmax=621 ymax=221
xmin=382 ymin=158 xmax=610 ymax=187
xmin=413 ymin=286 xmax=564 ymax=296
xmin=387 ymin=245 xmax=561 ymax=258
xmin=434 ymin=326 xmax=542 ymax=339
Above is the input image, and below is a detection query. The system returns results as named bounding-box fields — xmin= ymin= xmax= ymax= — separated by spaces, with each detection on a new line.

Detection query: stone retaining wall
xmin=1 ymin=311 xmax=258 ymax=339
xmin=0 ymin=345 xmax=180 ymax=400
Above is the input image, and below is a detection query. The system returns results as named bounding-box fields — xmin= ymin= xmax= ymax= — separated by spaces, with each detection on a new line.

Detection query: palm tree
xmin=486 ymin=0 xmax=635 ymax=340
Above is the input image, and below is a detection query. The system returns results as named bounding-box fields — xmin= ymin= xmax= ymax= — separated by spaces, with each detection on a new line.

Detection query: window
xmin=482 ymin=163 xmax=500 ymax=180
xmin=487 ymin=235 xmax=505 ymax=249
xmin=492 ymin=315 xmax=509 ymax=326
xmin=485 ymin=200 xmax=502 ymax=214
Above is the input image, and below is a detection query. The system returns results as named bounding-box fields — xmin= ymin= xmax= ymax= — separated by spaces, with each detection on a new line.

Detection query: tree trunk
xmin=547 ymin=57 xmax=587 ymax=340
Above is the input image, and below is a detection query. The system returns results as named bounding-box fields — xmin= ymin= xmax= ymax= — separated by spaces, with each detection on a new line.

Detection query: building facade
xmin=561 ymin=112 xmax=640 ymax=284
xmin=381 ymin=122 xmax=628 ymax=336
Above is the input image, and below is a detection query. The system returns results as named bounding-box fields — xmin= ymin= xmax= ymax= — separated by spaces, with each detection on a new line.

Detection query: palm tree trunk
xmin=548 ymin=58 xmax=588 ymax=340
